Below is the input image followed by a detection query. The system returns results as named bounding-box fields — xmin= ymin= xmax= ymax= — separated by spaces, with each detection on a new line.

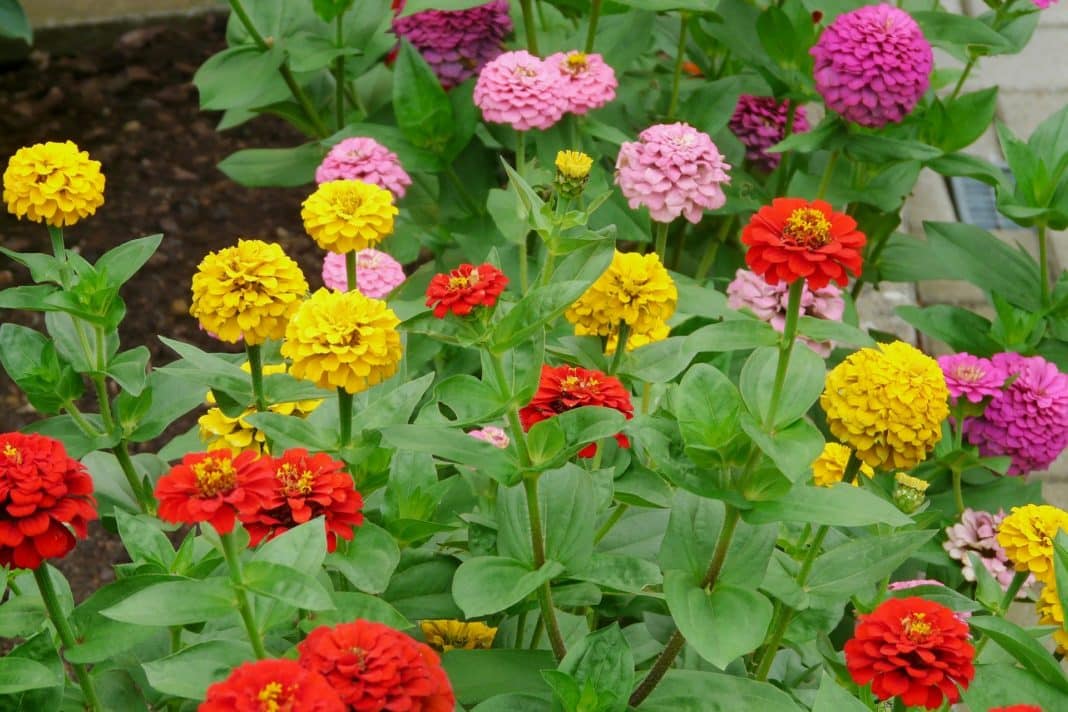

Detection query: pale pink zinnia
xmin=473 ymin=50 xmax=567 ymax=131
xmin=810 ymin=4 xmax=933 ymax=128
xmin=322 ymin=249 xmax=406 ymax=298
xmin=937 ymin=353 xmax=1006 ymax=405
xmin=886 ymin=579 xmax=971 ymax=620
xmin=726 ymin=268 xmax=844 ymax=357
xmin=468 ymin=426 xmax=509 ymax=448
xmin=545 ymin=51 xmax=617 ymax=115
xmin=944 ymin=508 xmax=1034 ymax=597
xmin=728 ymin=95 xmax=809 ymax=172
xmin=963 ymin=352 xmax=1068 ymax=475
xmin=614 ymin=122 xmax=730 ymax=224
xmin=392 ymin=0 xmax=512 ymax=89
xmin=315 ymin=137 xmax=412 ymax=199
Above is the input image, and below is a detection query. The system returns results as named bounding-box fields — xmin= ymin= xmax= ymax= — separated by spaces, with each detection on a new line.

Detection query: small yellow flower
xmin=997 ymin=504 xmax=1068 ymax=583
xmin=420 ymin=619 xmax=497 ymax=652
xmin=555 ymin=150 xmax=593 ymax=180
xmin=1036 ymin=582 xmax=1068 ymax=653
xmin=190 ymin=239 xmax=308 ymax=345
xmin=3 ymin=140 xmax=105 ymax=226
xmin=820 ymin=341 xmax=949 ymax=471
xmin=566 ymin=250 xmax=677 ymax=354
xmin=811 ymin=442 xmax=874 ymax=487
xmin=281 ymin=288 xmax=402 ymax=394
xmin=302 ymin=179 xmax=397 ymax=254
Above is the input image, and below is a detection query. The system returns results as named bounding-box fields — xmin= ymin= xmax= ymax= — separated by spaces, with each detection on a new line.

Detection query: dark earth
xmin=0 ymin=12 xmax=324 ymax=602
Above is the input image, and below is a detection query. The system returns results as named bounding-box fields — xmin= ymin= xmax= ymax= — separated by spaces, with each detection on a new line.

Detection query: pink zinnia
xmin=729 ymin=95 xmax=809 ymax=172
xmin=1033 ymin=0 xmax=1057 ymax=7
xmin=473 ymin=50 xmax=567 ymax=131
xmin=963 ymin=353 xmax=1068 ymax=475
xmin=887 ymin=579 xmax=971 ymax=620
xmin=545 ymin=51 xmax=617 ymax=115
xmin=392 ymin=0 xmax=512 ymax=89
xmin=810 ymin=4 xmax=932 ymax=128
xmin=943 ymin=508 xmax=1034 ymax=597
xmin=315 ymin=137 xmax=412 ymax=199
xmin=937 ymin=353 xmax=1006 ymax=405
xmin=322 ymin=249 xmax=406 ymax=298
xmin=726 ymin=268 xmax=844 ymax=357
xmin=614 ymin=122 xmax=731 ymax=224
xmin=468 ymin=426 xmax=509 ymax=448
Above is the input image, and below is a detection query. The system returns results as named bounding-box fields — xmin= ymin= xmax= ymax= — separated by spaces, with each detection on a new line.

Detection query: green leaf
xmin=740 ymin=346 xmax=825 ymax=429
xmin=452 ymin=557 xmax=564 ymax=618
xmin=746 ymin=484 xmax=913 ymax=527
xmin=962 ymin=663 xmax=1068 ymax=712
xmin=796 ymin=317 xmax=874 ymax=348
xmin=95 ymin=234 xmax=163 ymax=287
xmin=0 ymin=0 xmax=32 ymax=43
xmin=243 ymin=560 xmax=335 ymax=611
xmin=393 ymin=41 xmax=454 ymax=152
xmin=740 ymin=414 xmax=825 ymax=483
xmin=967 ymin=616 xmax=1068 ymax=693
xmin=108 ymin=346 xmax=151 ymax=396
xmin=443 ymin=650 xmax=555 ymax=706
xmin=379 ymin=424 xmax=518 ymax=484
xmin=806 ymin=530 xmax=937 ymax=604
xmin=924 ymin=221 xmax=1041 ymax=310
xmin=142 ymin=640 xmax=253 ymax=700
xmin=490 ymin=280 xmax=594 ymax=353
xmin=244 ymin=410 xmax=334 ymax=451
xmin=327 ymin=521 xmax=400 ymax=594
xmin=912 ymin=11 xmax=1013 ymax=54
xmin=471 ymin=693 xmax=551 ymax=711
xmin=311 ymin=0 xmax=354 ymax=21
xmin=0 ymin=284 xmax=61 ymax=312
xmin=114 ymin=510 xmax=174 ymax=567
xmin=812 ymin=672 xmax=869 ymax=712
xmin=100 ymin=578 xmax=235 ymax=626
xmin=0 ymin=248 xmax=62 ymax=284
xmin=673 ymin=363 xmax=747 ymax=465
xmin=307 ymin=591 xmax=410 ymax=631
xmin=67 ymin=574 xmax=175 ymax=664
xmin=937 ymin=89 xmax=999 ymax=154
xmin=619 ymin=336 xmax=697 ymax=383
xmin=571 ymin=553 xmax=662 ymax=593
xmin=558 ymin=624 xmax=633 ymax=712
xmin=218 ymin=143 xmax=324 ymax=187
xmin=686 ymin=319 xmax=780 ymax=352
xmin=0 ymin=323 xmax=83 ymax=415
xmin=194 ymin=45 xmax=286 ymax=110
xmin=642 ymin=669 xmax=804 ymax=711
xmin=896 ymin=305 xmax=1000 ymax=356
xmin=845 ymin=135 xmax=942 ymax=163
xmin=665 ymin=572 xmax=773 ymax=668
xmin=0 ymin=657 xmax=60 ymax=695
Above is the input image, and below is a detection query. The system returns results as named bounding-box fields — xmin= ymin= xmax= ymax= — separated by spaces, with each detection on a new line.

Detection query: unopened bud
xmin=554 ymin=150 xmax=593 ymax=199
xmin=892 ymin=472 xmax=929 ymax=514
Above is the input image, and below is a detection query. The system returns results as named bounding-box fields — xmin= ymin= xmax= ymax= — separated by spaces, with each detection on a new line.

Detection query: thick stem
xmin=608 ymin=321 xmax=630 ymax=374
xmin=815 ymin=150 xmax=839 ymax=202
xmin=47 ymin=226 xmax=72 ymax=287
xmin=584 ymin=0 xmax=603 ymax=52
xmin=338 ymin=388 xmax=353 ymax=447
xmin=333 ymin=14 xmax=346 ymax=131
xmin=695 ymin=216 xmax=733 ymax=282
xmin=346 ymin=251 xmax=358 ymax=293
xmin=34 ymin=566 xmax=104 ymax=712
xmin=114 ymin=441 xmax=155 ymax=514
xmin=524 ymin=475 xmax=567 ymax=660
xmin=220 ymin=531 xmax=268 ymax=659
xmin=948 ymin=55 xmax=977 ymax=102
xmin=653 ymin=221 xmax=670 ymax=263
xmin=1038 ymin=220 xmax=1050 ymax=308
xmin=245 ymin=344 xmax=268 ymax=412
xmin=519 ymin=0 xmax=539 ymax=54
xmin=666 ymin=14 xmax=689 ymax=120
xmin=515 ymin=131 xmax=530 ymax=294
xmin=763 ymin=281 xmax=804 ymax=431
xmin=952 ymin=469 xmax=965 ymax=515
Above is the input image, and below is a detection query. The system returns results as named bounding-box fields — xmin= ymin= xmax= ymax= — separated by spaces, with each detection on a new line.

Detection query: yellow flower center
xmin=564 ymin=52 xmax=588 ymax=73
xmin=449 ymin=269 xmax=479 ymax=290
xmin=333 ymin=189 xmax=364 ymax=216
xmin=276 ymin=462 xmax=315 ymax=497
xmin=952 ymin=364 xmax=985 ymax=383
xmin=192 ymin=457 xmax=237 ymax=497
xmin=514 ymin=65 xmax=538 ymax=78
xmin=2 ymin=443 xmax=20 ymax=464
xmin=783 ymin=208 xmax=832 ymax=248
xmin=901 ymin=613 xmax=933 ymax=642
xmin=257 ymin=681 xmax=285 ymax=712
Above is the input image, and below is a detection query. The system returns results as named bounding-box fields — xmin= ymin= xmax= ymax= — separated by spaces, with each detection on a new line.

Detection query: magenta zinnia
xmin=729 ymin=95 xmax=809 ymax=172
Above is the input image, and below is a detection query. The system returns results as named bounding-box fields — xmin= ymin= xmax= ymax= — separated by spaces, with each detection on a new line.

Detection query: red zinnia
xmin=200 ymin=658 xmax=345 ymax=711
xmin=0 ymin=433 xmax=97 ymax=569
xmin=298 ymin=620 xmax=455 ymax=712
xmin=425 ymin=263 xmax=508 ymax=318
xmin=741 ymin=197 xmax=865 ymax=290
xmin=989 ymin=707 xmax=1043 ymax=712
xmin=155 ymin=449 xmax=275 ymax=535
xmin=845 ymin=597 xmax=975 ymax=710
xmin=519 ymin=364 xmax=634 ymax=458
xmin=242 ymin=448 xmax=364 ymax=552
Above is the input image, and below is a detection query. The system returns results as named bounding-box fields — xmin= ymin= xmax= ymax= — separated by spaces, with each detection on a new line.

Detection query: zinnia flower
xmin=810 ymin=4 xmax=933 ymax=128
xmin=990 ymin=706 xmax=1043 ymax=712
xmin=615 ymin=122 xmax=730 ymax=224
xmin=886 ymin=579 xmax=971 ymax=620
xmin=322 ymin=249 xmax=406 ymax=297
xmin=468 ymin=426 xmax=509 ymax=448
xmin=243 ymin=448 xmax=363 ymax=552
xmin=3 ymin=140 xmax=105 ymax=226
xmin=425 ymin=263 xmax=508 ymax=318
xmin=565 ymin=250 xmax=677 ymax=354
xmin=963 ymin=352 xmax=1068 ymax=475
xmin=726 ymin=268 xmax=844 ymax=356
xmin=810 ymin=442 xmax=874 ymax=487
xmin=200 ymin=658 xmax=345 ymax=712
xmin=190 ymin=239 xmax=308 ymax=345
xmin=302 ymin=180 xmax=398 ymax=254
xmin=844 ymin=597 xmax=975 ymax=709
xmin=0 ymin=433 xmax=97 ymax=569
xmin=555 ymin=149 xmax=593 ymax=199
xmin=154 ymin=449 xmax=275 ymax=535
xmin=545 ymin=51 xmax=617 ymax=115
xmin=996 ymin=504 xmax=1068 ymax=583
xmin=1033 ymin=0 xmax=1057 ymax=7
xmin=281 ymin=288 xmax=403 ymax=394
xmin=315 ymin=137 xmax=412 ymax=198
xmin=741 ymin=198 xmax=866 ymax=290
xmin=943 ymin=508 xmax=1034 ymax=595
xmin=821 ymin=341 xmax=950 ymax=470
xmin=728 ymin=95 xmax=809 ymax=172
xmin=419 ymin=619 xmax=497 ymax=651
xmin=473 ymin=50 xmax=567 ymax=131
xmin=298 ymin=620 xmax=455 ymax=712
xmin=938 ymin=353 xmax=1006 ymax=405
xmin=1036 ymin=582 xmax=1068 ymax=652
xmin=392 ymin=0 xmax=512 ymax=89
xmin=520 ymin=365 xmax=633 ymax=458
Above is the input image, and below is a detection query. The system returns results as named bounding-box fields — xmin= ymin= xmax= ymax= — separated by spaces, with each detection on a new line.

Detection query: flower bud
xmin=554 ymin=149 xmax=593 ymax=199
xmin=892 ymin=472 xmax=929 ymax=514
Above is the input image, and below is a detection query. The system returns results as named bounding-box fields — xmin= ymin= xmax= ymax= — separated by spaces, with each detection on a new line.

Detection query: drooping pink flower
xmin=392 ymin=0 xmax=512 ymax=89
xmin=473 ymin=50 xmax=567 ymax=131
xmin=322 ymin=249 xmax=406 ymax=298
xmin=810 ymin=4 xmax=933 ymax=128
xmin=728 ymin=96 xmax=809 ymax=172
xmin=937 ymin=353 xmax=1006 ymax=405
xmin=726 ymin=268 xmax=844 ymax=356
xmin=1033 ymin=0 xmax=1057 ymax=8
xmin=315 ymin=138 xmax=412 ymax=199
xmin=887 ymin=579 xmax=971 ymax=620
xmin=468 ymin=426 xmax=509 ymax=448
xmin=614 ymin=122 xmax=730 ymax=224
xmin=943 ymin=508 xmax=1034 ymax=597
xmin=962 ymin=353 xmax=1068 ymax=475
xmin=545 ymin=51 xmax=617 ymax=115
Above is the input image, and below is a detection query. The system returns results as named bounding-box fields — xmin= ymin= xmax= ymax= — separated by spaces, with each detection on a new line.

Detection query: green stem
xmin=666 ymin=14 xmax=689 ymax=120
xmin=333 ymin=14 xmax=346 ymax=132
xmin=519 ymin=0 xmax=539 ymax=54
xmin=815 ymin=150 xmax=839 ymax=201
xmin=528 ymin=614 xmax=545 ymax=649
xmin=245 ymin=344 xmax=268 ymax=412
xmin=629 ymin=505 xmax=742 ymax=707
xmin=593 ymin=503 xmax=628 ymax=544
xmin=62 ymin=402 xmax=99 ymax=437
xmin=115 ymin=441 xmax=154 ymax=514
xmin=670 ymin=222 xmax=688 ymax=271
xmin=653 ymin=221 xmax=670 ymax=263
xmin=951 ymin=469 xmax=965 ymax=515
xmin=515 ymin=608 xmax=528 ymax=647
xmin=220 ymin=531 xmax=268 ymax=659
xmin=763 ymin=281 xmax=804 ymax=431
xmin=695 ymin=216 xmax=733 ymax=282
xmin=773 ymin=101 xmax=798 ymax=196
xmin=445 ymin=166 xmax=483 ymax=215
xmin=608 ymin=321 xmax=630 ymax=373
xmin=34 ymin=566 xmax=104 ymax=712
xmin=997 ymin=569 xmax=1030 ymax=614
xmin=515 ymin=131 xmax=530 ymax=294
xmin=585 ymin=0 xmax=603 ymax=52
xmin=47 ymin=225 xmax=72 ymax=287
xmin=849 ymin=228 xmax=893 ymax=300
xmin=524 ymin=475 xmax=567 ymax=660
xmin=346 ymin=251 xmax=358 ymax=292
xmin=338 ymin=389 xmax=353 ymax=447
xmin=1038 ymin=220 xmax=1050 ymax=308
xmin=948 ymin=55 xmax=977 ymax=102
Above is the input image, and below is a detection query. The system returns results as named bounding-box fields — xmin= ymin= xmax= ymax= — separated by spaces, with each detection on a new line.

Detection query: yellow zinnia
xmin=996 ymin=504 xmax=1068 ymax=583
xmin=420 ymin=619 xmax=497 ymax=652
xmin=281 ymin=288 xmax=402 ymax=394
xmin=819 ymin=341 xmax=949 ymax=471
xmin=555 ymin=150 xmax=593 ymax=180
xmin=1036 ymin=582 xmax=1068 ymax=653
xmin=301 ymin=179 xmax=397 ymax=254
xmin=811 ymin=442 xmax=874 ymax=487
xmin=566 ymin=250 xmax=677 ymax=354
xmin=3 ymin=140 xmax=105 ymax=226
xmin=190 ymin=239 xmax=308 ymax=345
